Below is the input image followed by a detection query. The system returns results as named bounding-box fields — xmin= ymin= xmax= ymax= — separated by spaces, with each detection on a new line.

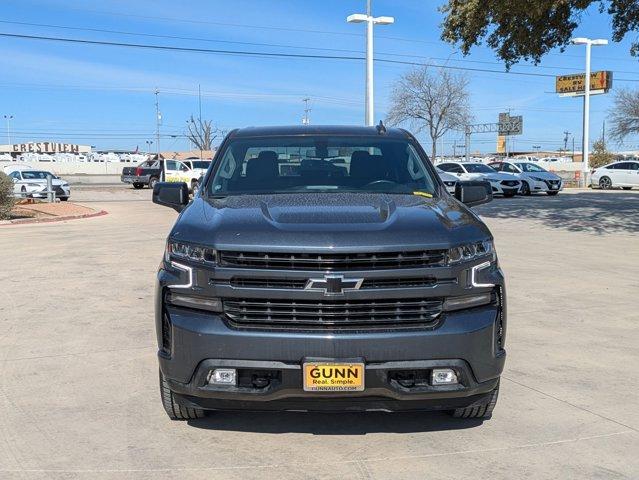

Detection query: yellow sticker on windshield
xmin=413 ymin=191 xmax=433 ymax=198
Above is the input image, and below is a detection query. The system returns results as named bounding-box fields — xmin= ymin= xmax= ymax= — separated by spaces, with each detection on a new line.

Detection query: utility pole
xmin=154 ymin=88 xmax=164 ymax=180
xmin=302 ymin=97 xmax=311 ymax=125
xmin=602 ymin=120 xmax=606 ymax=146
xmin=563 ymin=130 xmax=571 ymax=153
xmin=198 ymin=84 xmax=203 ymax=159
xmin=198 ymin=84 xmax=203 ymax=124
xmin=347 ymin=1 xmax=394 ymax=126
xmin=3 ymin=115 xmax=13 ymax=145
xmin=464 ymin=126 xmax=471 ymax=162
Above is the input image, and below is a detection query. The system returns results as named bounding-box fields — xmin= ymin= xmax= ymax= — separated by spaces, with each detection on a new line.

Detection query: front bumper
xmin=121 ymin=174 xmax=148 ymax=184
xmin=169 ymin=358 xmax=500 ymax=412
xmin=489 ymin=183 xmax=520 ymax=195
xmin=158 ymin=301 xmax=505 ymax=411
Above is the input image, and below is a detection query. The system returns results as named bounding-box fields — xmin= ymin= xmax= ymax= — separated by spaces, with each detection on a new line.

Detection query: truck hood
xmin=466 ymin=172 xmax=518 ymax=182
xmin=170 ymin=193 xmax=492 ymax=251
xmin=20 ymin=178 xmax=67 ymax=186
xmin=522 ymin=171 xmax=561 ymax=181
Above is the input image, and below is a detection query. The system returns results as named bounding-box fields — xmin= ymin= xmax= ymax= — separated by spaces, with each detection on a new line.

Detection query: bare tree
xmin=609 ymin=88 xmax=639 ymax=142
xmin=386 ymin=67 xmax=471 ymax=160
xmin=186 ymin=115 xmax=218 ymax=151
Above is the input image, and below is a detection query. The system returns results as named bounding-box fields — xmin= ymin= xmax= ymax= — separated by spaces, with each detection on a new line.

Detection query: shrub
xmin=590 ymin=138 xmax=614 ymax=169
xmin=0 ymin=171 xmax=15 ymax=220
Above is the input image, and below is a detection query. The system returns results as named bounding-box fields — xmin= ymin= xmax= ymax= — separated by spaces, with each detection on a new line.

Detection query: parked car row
xmin=435 ymin=160 xmax=563 ymax=197
xmin=2 ymin=165 xmax=71 ymax=201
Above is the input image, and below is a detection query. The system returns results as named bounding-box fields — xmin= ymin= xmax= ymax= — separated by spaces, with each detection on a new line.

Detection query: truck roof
xmin=229 ymin=125 xmax=411 ymax=139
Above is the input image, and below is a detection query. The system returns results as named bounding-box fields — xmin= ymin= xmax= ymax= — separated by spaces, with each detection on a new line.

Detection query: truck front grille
xmin=219 ymin=250 xmax=447 ymax=270
xmin=223 ymin=298 xmax=443 ymax=330
xmin=500 ymin=180 xmax=519 ymax=187
xmin=227 ymin=276 xmax=441 ymax=290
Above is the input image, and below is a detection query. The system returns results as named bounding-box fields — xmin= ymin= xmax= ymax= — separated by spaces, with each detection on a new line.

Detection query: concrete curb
xmin=0 ymin=209 xmax=108 ymax=226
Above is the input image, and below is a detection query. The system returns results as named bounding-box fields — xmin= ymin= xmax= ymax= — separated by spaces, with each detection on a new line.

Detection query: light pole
xmin=145 ymin=140 xmax=153 ymax=153
xmin=347 ymin=1 xmax=394 ymax=126
xmin=3 ymin=115 xmax=13 ymax=145
xmin=570 ymin=37 xmax=608 ymax=187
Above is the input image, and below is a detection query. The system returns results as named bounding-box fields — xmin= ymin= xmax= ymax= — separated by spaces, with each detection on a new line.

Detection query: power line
xmin=3 ymin=31 xmax=639 ymax=82
xmin=6 ymin=19 xmax=634 ymax=75
xmin=30 ymin=7 xmax=441 ymax=45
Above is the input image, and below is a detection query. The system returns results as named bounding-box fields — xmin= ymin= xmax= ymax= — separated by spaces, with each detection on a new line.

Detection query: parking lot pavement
xmin=1 ymin=187 xmax=637 ymax=479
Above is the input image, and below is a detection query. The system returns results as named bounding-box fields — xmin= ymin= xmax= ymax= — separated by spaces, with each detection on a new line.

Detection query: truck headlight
xmin=166 ymin=241 xmax=217 ymax=264
xmin=447 ymin=240 xmax=494 ymax=265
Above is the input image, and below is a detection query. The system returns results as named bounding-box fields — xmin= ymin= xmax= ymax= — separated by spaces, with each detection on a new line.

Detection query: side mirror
xmin=455 ymin=181 xmax=492 ymax=207
xmin=153 ymin=182 xmax=189 ymax=212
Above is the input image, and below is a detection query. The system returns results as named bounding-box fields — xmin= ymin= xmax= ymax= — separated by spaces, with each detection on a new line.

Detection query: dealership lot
xmin=1 ymin=187 xmax=638 ymax=479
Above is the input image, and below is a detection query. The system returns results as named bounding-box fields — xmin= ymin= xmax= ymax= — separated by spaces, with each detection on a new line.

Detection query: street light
xmin=347 ymin=0 xmax=394 ymax=126
xmin=3 ymin=115 xmax=13 ymax=145
xmin=570 ymin=37 xmax=608 ymax=187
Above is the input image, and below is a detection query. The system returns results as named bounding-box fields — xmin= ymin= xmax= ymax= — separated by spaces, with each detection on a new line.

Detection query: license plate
xmin=550 ymin=185 xmax=558 ymax=189
xmin=303 ymin=362 xmax=365 ymax=392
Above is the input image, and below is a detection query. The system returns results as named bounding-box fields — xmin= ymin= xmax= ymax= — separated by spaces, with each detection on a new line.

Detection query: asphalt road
xmin=1 ymin=187 xmax=638 ymax=479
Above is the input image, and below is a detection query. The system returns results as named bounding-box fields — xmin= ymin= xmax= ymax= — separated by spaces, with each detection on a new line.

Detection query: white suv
xmin=165 ymin=159 xmax=212 ymax=192
xmin=591 ymin=161 xmax=639 ymax=190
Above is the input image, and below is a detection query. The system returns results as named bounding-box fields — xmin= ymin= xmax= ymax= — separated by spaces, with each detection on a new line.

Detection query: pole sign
xmin=498 ymin=113 xmax=523 ymax=136
xmin=556 ymin=71 xmax=612 ymax=96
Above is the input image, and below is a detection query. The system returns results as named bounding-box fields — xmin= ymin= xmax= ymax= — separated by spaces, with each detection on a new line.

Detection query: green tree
xmin=590 ymin=137 xmax=614 ymax=168
xmin=0 ymin=171 xmax=15 ymax=220
xmin=440 ymin=1 xmax=639 ymax=68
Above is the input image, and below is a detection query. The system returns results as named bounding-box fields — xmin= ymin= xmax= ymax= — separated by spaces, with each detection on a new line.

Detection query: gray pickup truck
xmin=121 ymin=159 xmax=162 ymax=189
xmin=152 ymin=125 xmax=506 ymax=422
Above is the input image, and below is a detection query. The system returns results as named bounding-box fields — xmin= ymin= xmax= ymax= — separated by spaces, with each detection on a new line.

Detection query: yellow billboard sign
xmin=496 ymin=135 xmax=506 ymax=154
xmin=556 ymin=71 xmax=612 ymax=95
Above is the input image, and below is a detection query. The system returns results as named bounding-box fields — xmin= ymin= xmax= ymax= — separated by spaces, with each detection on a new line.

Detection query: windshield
xmin=191 ymin=161 xmax=211 ymax=169
xmin=207 ymin=136 xmax=437 ymax=196
xmin=463 ymin=163 xmax=496 ymax=173
xmin=515 ymin=162 xmax=546 ymax=173
xmin=21 ymin=171 xmax=52 ymax=180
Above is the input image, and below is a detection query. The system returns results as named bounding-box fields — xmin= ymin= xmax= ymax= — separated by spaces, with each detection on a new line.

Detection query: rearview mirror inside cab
xmin=455 ymin=181 xmax=492 ymax=207
xmin=152 ymin=182 xmax=189 ymax=212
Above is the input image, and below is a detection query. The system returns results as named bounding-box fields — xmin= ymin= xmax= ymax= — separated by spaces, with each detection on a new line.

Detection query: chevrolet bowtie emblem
xmin=305 ymin=275 xmax=364 ymax=296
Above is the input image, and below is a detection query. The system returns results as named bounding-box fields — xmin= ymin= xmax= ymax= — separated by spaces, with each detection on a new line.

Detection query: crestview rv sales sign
xmin=11 ymin=142 xmax=83 ymax=153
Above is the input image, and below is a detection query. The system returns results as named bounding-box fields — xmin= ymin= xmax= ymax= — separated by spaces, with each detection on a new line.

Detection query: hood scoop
xmin=259 ymin=194 xmax=397 ymax=225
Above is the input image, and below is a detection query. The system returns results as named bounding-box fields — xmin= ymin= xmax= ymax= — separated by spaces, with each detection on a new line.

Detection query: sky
xmin=0 ymin=0 xmax=638 ymax=154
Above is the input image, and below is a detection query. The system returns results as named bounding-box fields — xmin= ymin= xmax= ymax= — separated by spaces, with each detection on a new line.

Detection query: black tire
xmin=60 ymin=197 xmax=69 ymax=202
xmin=148 ymin=177 xmax=159 ymax=189
xmin=133 ymin=183 xmax=144 ymax=189
xmin=546 ymin=191 xmax=559 ymax=196
xmin=451 ymin=380 xmax=499 ymax=419
xmin=622 ymin=187 xmax=632 ymax=190
xmin=503 ymin=192 xmax=516 ymax=198
xmin=599 ymin=176 xmax=612 ymax=189
xmin=159 ymin=370 xmax=206 ymax=420
xmin=520 ymin=181 xmax=531 ymax=196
